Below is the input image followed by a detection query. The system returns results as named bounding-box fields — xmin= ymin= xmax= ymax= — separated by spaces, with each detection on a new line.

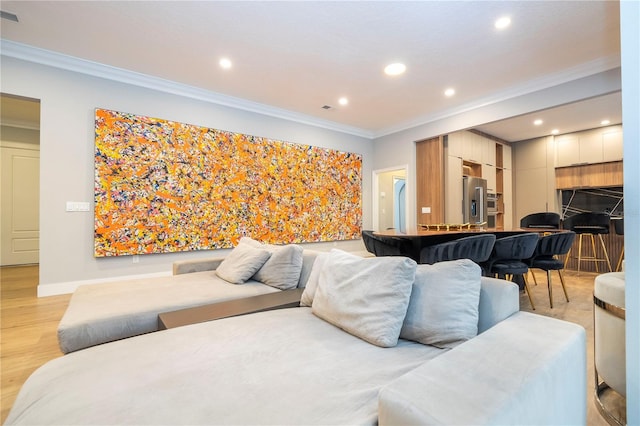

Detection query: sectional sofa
xmin=57 ymin=238 xmax=318 ymax=353
xmin=7 ymin=243 xmax=587 ymax=425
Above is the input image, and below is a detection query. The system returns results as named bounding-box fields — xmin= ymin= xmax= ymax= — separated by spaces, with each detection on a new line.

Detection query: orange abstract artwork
xmin=94 ymin=109 xmax=362 ymax=257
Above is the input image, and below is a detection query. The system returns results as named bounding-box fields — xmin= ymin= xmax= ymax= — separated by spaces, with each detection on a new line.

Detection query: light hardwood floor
xmin=0 ymin=264 xmax=623 ymax=424
xmin=1 ymin=265 xmax=70 ymax=423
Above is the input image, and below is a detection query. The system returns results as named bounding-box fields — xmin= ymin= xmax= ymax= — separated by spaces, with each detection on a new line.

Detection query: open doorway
xmin=372 ymin=166 xmax=408 ymax=233
xmin=1 ymin=93 xmax=41 ymax=269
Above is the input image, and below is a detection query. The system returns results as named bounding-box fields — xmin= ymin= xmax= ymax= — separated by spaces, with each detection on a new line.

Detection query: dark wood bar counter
xmin=374 ymin=225 xmax=622 ymax=273
xmin=372 ymin=227 xmax=559 ymax=263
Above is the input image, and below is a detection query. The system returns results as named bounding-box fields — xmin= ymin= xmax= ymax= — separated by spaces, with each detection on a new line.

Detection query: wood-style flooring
xmin=0 ymin=264 xmax=625 ymax=424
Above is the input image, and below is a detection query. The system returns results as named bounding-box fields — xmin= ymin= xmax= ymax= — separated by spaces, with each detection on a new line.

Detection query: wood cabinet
xmin=444 ymin=131 xmax=512 ymax=226
xmin=416 ymin=137 xmax=445 ymax=225
xmin=445 ymin=155 xmax=463 ymax=223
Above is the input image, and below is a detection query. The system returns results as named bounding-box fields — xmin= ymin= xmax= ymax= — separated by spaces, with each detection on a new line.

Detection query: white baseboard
xmin=37 ymin=271 xmax=172 ymax=297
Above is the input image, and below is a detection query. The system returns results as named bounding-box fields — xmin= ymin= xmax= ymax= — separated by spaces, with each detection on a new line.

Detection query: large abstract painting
xmin=94 ymin=109 xmax=362 ymax=257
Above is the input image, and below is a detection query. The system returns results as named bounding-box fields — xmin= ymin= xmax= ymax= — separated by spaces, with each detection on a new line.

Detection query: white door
xmin=1 ymin=146 xmax=40 ymax=265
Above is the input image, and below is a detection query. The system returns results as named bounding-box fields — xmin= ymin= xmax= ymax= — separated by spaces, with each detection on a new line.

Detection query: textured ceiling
xmin=0 ymin=1 xmax=622 ymax=140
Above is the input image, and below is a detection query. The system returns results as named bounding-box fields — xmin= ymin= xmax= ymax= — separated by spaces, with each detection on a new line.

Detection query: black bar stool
xmin=563 ymin=212 xmax=612 ymax=274
xmin=419 ymin=234 xmax=496 ymax=265
xmin=480 ymin=233 xmax=539 ymax=310
xmin=520 ymin=212 xmax=561 ymax=229
xmin=526 ymin=231 xmax=576 ymax=308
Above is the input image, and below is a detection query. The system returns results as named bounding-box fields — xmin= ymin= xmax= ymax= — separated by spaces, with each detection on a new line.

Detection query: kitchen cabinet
xmin=555 ymin=126 xmax=624 ymax=167
xmin=603 ymin=130 xmax=623 ymax=162
xmin=483 ymin=164 xmax=497 ymax=193
xmin=483 ymin=139 xmax=496 ymax=166
xmin=446 ymin=132 xmax=464 ymax=158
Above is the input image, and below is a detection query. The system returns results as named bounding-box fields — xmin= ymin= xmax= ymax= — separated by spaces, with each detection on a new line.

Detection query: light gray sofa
xmin=8 ymin=252 xmax=586 ymax=425
xmin=57 ymin=245 xmax=319 ymax=353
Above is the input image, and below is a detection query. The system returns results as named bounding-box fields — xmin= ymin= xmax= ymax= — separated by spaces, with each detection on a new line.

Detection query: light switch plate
xmin=421 ymin=207 xmax=431 ymax=214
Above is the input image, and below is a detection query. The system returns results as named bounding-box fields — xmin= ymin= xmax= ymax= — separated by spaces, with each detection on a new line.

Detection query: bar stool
xmin=480 ymin=233 xmax=539 ymax=310
xmin=419 ymin=234 xmax=496 ymax=265
xmin=562 ymin=212 xmax=612 ymax=274
xmin=520 ymin=212 xmax=561 ymax=229
xmin=594 ymin=272 xmax=626 ymax=426
xmin=613 ymin=218 xmax=624 ymax=271
xmin=526 ymin=231 xmax=575 ymax=308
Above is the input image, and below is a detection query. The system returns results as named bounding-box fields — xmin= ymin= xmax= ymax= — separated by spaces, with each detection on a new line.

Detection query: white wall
xmin=620 ymin=1 xmax=639 ymax=423
xmin=0 ymin=56 xmax=373 ymax=295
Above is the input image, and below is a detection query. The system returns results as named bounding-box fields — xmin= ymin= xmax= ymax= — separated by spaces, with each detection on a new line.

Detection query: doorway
xmin=0 ymin=94 xmax=41 ymax=267
xmin=373 ymin=166 xmax=408 ymax=233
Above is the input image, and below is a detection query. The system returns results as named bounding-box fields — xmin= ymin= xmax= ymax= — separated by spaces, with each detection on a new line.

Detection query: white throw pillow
xmin=312 ymin=249 xmax=417 ymax=348
xmin=215 ymin=240 xmax=271 ymax=284
xmin=400 ymin=259 xmax=482 ymax=348
xmin=253 ymin=243 xmax=304 ymax=290
xmin=300 ymin=252 xmax=328 ymax=307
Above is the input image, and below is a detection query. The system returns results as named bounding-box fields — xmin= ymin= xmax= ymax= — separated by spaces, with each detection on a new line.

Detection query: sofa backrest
xmin=297 ymin=250 xmax=322 ymax=288
xmin=477 ymin=277 xmax=519 ymax=333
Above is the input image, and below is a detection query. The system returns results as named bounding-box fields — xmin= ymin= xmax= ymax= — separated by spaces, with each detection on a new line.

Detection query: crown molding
xmin=1 ymin=40 xmax=374 ymax=139
xmin=2 ymin=39 xmax=620 ymax=141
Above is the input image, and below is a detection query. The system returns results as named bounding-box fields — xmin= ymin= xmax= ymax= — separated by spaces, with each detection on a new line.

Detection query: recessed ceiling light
xmin=551 ymin=129 xmax=559 ymax=135
xmin=534 ymin=119 xmax=543 ymax=126
xmin=338 ymin=97 xmax=349 ymax=106
xmin=495 ymin=16 xmax=511 ymax=30
xmin=219 ymin=58 xmax=232 ymax=69
xmin=601 ymin=119 xmax=611 ymax=126
xmin=444 ymin=88 xmax=456 ymax=97
xmin=384 ymin=63 xmax=406 ymax=76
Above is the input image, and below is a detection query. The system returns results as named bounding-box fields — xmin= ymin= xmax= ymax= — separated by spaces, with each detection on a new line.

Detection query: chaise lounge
xmin=7 ymin=249 xmax=586 ymax=425
xmin=57 ymin=238 xmax=318 ymax=353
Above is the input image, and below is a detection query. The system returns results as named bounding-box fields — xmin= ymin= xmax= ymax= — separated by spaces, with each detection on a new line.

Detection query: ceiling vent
xmin=1 ymin=11 xmax=19 ymax=22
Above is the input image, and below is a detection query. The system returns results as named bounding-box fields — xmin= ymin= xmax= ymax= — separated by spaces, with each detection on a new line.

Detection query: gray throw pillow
xmin=312 ymin=249 xmax=416 ymax=348
xmin=400 ymin=259 xmax=482 ymax=348
xmin=253 ymin=243 xmax=304 ymax=290
xmin=215 ymin=241 xmax=271 ymax=284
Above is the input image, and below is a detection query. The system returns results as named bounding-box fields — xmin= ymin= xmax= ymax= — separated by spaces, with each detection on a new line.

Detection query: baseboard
xmin=37 ymin=271 xmax=172 ymax=297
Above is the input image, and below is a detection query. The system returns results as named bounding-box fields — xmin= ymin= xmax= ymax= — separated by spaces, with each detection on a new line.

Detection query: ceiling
xmin=0 ymin=1 xmax=622 ymax=141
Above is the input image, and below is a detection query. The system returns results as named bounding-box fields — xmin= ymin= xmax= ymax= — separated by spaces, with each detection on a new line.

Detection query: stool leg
xmin=590 ymin=233 xmax=599 ymax=273
xmin=616 ymin=246 xmax=625 ymax=272
xmin=546 ymin=270 xmax=553 ymax=308
xmin=577 ymin=234 xmax=584 ymax=275
xmin=522 ymin=273 xmax=535 ymax=310
xmin=557 ymin=269 xmax=570 ymax=302
xmin=598 ymin=234 xmax=613 ymax=272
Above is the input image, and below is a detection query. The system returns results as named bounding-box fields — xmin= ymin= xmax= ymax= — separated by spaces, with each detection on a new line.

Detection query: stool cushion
xmin=594 ymin=272 xmax=625 ymax=308
xmin=529 ymin=257 xmax=564 ymax=271
xmin=491 ymin=260 xmax=529 ymax=275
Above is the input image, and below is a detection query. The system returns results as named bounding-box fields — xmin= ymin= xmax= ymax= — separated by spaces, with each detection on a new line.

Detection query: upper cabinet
xmin=446 ymin=131 xmax=498 ymax=165
xmin=555 ymin=125 xmax=623 ymax=167
xmin=602 ymin=130 xmax=623 ymax=162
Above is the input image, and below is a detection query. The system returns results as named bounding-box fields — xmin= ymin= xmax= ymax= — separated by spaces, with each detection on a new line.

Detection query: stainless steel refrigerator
xmin=462 ymin=176 xmax=488 ymax=224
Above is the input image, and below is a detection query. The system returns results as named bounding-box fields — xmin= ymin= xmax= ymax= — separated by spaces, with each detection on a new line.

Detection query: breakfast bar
xmin=371 ymin=226 xmax=562 ymax=262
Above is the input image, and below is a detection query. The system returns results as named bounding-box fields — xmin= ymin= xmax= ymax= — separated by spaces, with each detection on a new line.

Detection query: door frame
xmin=372 ymin=165 xmax=409 ymax=232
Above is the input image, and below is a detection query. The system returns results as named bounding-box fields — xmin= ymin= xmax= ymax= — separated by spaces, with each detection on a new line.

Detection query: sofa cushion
xmin=312 ymin=249 xmax=416 ymax=348
xmin=400 ymin=259 xmax=481 ymax=348
xmin=253 ymin=244 xmax=304 ymax=290
xmin=300 ymin=252 xmax=328 ymax=306
xmin=240 ymin=237 xmax=304 ymax=290
xmin=215 ymin=240 xmax=271 ymax=284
